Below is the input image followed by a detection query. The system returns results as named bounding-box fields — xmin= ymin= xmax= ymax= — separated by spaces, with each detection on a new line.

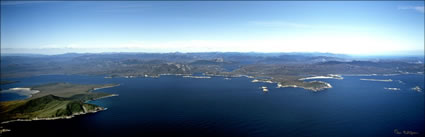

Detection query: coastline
xmin=276 ymin=81 xmax=332 ymax=92
xmin=1 ymin=90 xmax=119 ymax=125
xmin=0 ymin=88 xmax=40 ymax=98
xmin=182 ymin=75 xmax=211 ymax=79
xmin=86 ymin=94 xmax=119 ymax=103
xmin=1 ymin=106 xmax=105 ymax=125
xmin=102 ymin=72 xmax=420 ymax=92
xmin=0 ymin=84 xmax=120 ymax=124
xmin=360 ymin=79 xmax=393 ymax=82
xmin=90 ymin=72 xmax=420 ymax=92
xmin=92 ymin=84 xmax=120 ymax=91
xmin=299 ymin=74 xmax=343 ymax=80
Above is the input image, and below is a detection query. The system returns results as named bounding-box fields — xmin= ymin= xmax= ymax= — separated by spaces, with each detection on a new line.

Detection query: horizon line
xmin=1 ymin=51 xmax=424 ymax=57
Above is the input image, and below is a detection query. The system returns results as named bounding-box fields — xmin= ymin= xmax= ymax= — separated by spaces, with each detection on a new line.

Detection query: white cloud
xmin=398 ymin=6 xmax=425 ymax=13
xmin=39 ymin=44 xmax=85 ymax=49
xmin=5 ymin=34 xmax=421 ymax=55
xmin=60 ymin=34 xmax=411 ymax=55
xmin=1 ymin=36 xmax=419 ymax=55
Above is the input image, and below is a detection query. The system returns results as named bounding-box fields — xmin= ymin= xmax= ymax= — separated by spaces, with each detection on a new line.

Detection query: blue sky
xmin=1 ymin=1 xmax=424 ymax=55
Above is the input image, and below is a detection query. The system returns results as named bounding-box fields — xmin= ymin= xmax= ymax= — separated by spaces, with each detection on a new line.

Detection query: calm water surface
xmin=1 ymin=74 xmax=424 ymax=137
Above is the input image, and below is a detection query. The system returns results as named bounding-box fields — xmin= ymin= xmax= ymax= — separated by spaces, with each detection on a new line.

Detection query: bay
xmin=1 ymin=74 xmax=423 ymax=137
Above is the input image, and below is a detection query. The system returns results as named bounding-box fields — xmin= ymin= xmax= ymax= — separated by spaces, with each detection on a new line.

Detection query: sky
xmin=1 ymin=1 xmax=424 ymax=55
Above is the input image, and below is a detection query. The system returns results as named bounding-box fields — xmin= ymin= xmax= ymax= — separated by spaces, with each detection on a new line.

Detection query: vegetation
xmin=1 ymin=53 xmax=423 ymax=91
xmin=0 ymin=95 xmax=103 ymax=122
xmin=0 ymin=83 xmax=118 ymax=122
xmin=29 ymin=82 xmax=118 ymax=99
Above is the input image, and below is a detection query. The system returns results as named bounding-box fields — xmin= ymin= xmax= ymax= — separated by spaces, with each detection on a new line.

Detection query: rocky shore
xmin=1 ymin=106 xmax=105 ymax=125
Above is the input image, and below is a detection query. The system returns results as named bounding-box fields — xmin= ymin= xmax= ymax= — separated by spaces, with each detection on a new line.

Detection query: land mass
xmin=1 ymin=52 xmax=423 ymax=91
xmin=0 ymin=83 xmax=119 ymax=123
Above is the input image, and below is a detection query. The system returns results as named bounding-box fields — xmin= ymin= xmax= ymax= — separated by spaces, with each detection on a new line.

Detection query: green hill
xmin=0 ymin=94 xmax=103 ymax=122
xmin=0 ymin=83 xmax=118 ymax=123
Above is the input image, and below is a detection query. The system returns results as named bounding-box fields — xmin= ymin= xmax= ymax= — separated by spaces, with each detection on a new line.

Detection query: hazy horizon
xmin=1 ymin=1 xmax=424 ymax=56
xmin=1 ymin=51 xmax=424 ymax=59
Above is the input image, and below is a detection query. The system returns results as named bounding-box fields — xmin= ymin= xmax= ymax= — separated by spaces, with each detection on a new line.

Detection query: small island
xmin=411 ymin=86 xmax=422 ymax=92
xmin=260 ymin=86 xmax=269 ymax=92
xmin=384 ymin=87 xmax=400 ymax=91
xmin=0 ymin=83 xmax=119 ymax=124
xmin=277 ymin=80 xmax=332 ymax=92
xmin=249 ymin=75 xmax=332 ymax=92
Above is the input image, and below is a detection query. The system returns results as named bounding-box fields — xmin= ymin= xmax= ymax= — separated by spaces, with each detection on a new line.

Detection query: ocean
xmin=1 ymin=74 xmax=424 ymax=137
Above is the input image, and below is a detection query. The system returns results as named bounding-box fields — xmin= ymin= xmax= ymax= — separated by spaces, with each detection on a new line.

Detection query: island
xmin=411 ymin=86 xmax=422 ymax=92
xmin=0 ymin=83 xmax=119 ymax=124
xmin=1 ymin=52 xmax=423 ymax=92
xmin=276 ymin=80 xmax=332 ymax=92
xmin=260 ymin=86 xmax=269 ymax=92
xmin=384 ymin=87 xmax=401 ymax=91
xmin=251 ymin=76 xmax=333 ymax=91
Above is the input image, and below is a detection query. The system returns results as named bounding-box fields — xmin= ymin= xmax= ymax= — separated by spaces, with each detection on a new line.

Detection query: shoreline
xmin=86 ymin=94 xmax=119 ymax=102
xmin=341 ymin=72 xmax=424 ymax=77
xmin=298 ymin=74 xmax=343 ymax=80
xmin=1 ymin=107 xmax=106 ymax=125
xmin=1 ymin=92 xmax=119 ymax=125
xmin=92 ymin=84 xmax=121 ymax=91
xmin=276 ymin=81 xmax=332 ymax=92
xmin=101 ymin=72 xmax=422 ymax=92
xmin=360 ymin=79 xmax=393 ymax=82
xmin=0 ymin=88 xmax=40 ymax=98
xmin=182 ymin=75 xmax=212 ymax=79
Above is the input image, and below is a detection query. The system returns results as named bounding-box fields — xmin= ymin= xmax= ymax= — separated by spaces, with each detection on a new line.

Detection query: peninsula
xmin=0 ymin=83 xmax=119 ymax=123
xmin=1 ymin=52 xmax=423 ymax=92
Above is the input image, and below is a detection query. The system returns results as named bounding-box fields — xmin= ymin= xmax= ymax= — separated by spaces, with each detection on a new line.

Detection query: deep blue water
xmin=0 ymin=93 xmax=28 ymax=101
xmin=1 ymin=74 xmax=424 ymax=137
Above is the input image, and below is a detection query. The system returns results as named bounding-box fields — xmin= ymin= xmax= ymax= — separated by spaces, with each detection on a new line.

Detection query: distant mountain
xmin=1 ymin=52 xmax=423 ymax=84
